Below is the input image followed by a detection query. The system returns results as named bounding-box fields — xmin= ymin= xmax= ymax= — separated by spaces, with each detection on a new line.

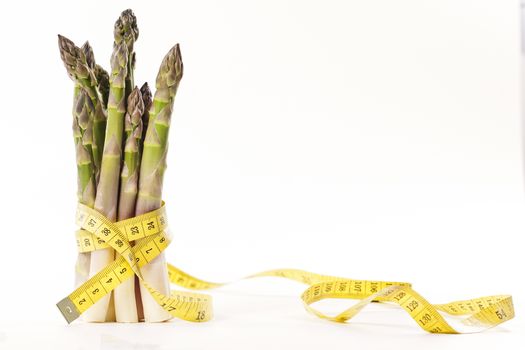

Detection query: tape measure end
xmin=56 ymin=298 xmax=80 ymax=324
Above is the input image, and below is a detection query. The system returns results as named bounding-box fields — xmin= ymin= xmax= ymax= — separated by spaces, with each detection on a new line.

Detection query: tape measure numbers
xmin=58 ymin=202 xmax=212 ymax=324
xmin=57 ymin=203 xmax=514 ymax=333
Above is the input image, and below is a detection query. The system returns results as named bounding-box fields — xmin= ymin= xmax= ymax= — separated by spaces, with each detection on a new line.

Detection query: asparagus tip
xmin=140 ymin=82 xmax=152 ymax=106
xmin=157 ymin=44 xmax=183 ymax=88
xmin=114 ymin=8 xmax=139 ymax=44
xmin=57 ymin=34 xmax=73 ymax=50
xmin=81 ymin=41 xmax=95 ymax=69
xmin=128 ymin=86 xmax=142 ymax=105
xmin=94 ymin=64 xmax=110 ymax=106
xmin=58 ymin=34 xmax=80 ymax=81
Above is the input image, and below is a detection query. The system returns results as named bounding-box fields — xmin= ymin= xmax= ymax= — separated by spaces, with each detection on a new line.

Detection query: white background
xmin=0 ymin=0 xmax=524 ymax=349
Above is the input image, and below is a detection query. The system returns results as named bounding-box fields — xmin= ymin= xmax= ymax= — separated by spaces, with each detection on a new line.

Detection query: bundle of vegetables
xmin=58 ymin=9 xmax=183 ymax=322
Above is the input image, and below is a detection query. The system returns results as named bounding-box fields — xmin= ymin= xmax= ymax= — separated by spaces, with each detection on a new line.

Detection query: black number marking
xmin=394 ymin=292 xmax=406 ymax=301
xmin=496 ymin=309 xmax=507 ymax=320
xmin=419 ymin=313 xmax=432 ymax=326
xmin=407 ymin=300 xmax=419 ymax=312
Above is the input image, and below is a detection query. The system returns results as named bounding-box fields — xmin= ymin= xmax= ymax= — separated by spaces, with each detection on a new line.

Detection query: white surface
xmin=1 ymin=282 xmax=524 ymax=350
xmin=0 ymin=0 xmax=524 ymax=348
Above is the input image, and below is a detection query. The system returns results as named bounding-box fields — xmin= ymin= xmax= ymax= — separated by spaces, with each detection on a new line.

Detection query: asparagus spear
xmin=84 ymin=41 xmax=129 ymax=322
xmin=73 ymin=89 xmax=96 ymax=206
xmin=58 ymin=35 xmax=106 ymax=178
xmin=114 ymin=9 xmax=139 ymax=99
xmin=92 ymin=62 xmax=110 ymax=214
xmin=107 ymin=9 xmax=140 ymax=322
xmin=136 ymin=44 xmax=183 ymax=322
xmin=114 ymin=87 xmax=144 ymax=322
xmin=126 ymin=82 xmax=152 ymax=320
xmin=82 ymin=41 xmax=108 ymax=180
xmin=118 ymin=88 xmax=144 ymax=220
xmin=67 ymin=42 xmax=97 ymax=288
xmin=72 ymin=88 xmax=96 ymax=288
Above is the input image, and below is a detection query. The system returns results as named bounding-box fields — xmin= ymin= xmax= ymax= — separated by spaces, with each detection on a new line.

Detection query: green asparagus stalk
xmin=138 ymin=45 xmax=182 ymax=212
xmin=94 ymin=40 xmax=128 ymax=221
xmin=73 ymin=89 xmax=96 ymax=205
xmin=66 ymin=43 xmax=97 ymax=289
xmin=58 ymin=35 xmax=107 ymax=178
xmin=84 ymin=41 xmax=129 ymax=322
xmin=72 ymin=88 xmax=97 ymax=288
xmin=81 ymin=41 xmax=108 ymax=180
xmin=118 ymin=87 xmax=144 ymax=220
xmin=136 ymin=44 xmax=183 ymax=322
xmin=114 ymin=9 xmax=139 ymax=99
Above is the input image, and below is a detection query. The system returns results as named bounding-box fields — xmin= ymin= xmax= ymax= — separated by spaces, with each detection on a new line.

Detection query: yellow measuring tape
xmin=57 ymin=203 xmax=514 ymax=333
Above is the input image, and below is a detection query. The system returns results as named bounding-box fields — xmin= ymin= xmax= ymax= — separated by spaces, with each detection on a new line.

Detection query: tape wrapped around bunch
xmin=57 ymin=202 xmax=515 ymax=333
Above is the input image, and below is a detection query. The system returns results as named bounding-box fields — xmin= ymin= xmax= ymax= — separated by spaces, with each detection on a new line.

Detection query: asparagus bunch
xmin=136 ymin=44 xmax=183 ymax=322
xmin=60 ymin=8 xmax=183 ymax=322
